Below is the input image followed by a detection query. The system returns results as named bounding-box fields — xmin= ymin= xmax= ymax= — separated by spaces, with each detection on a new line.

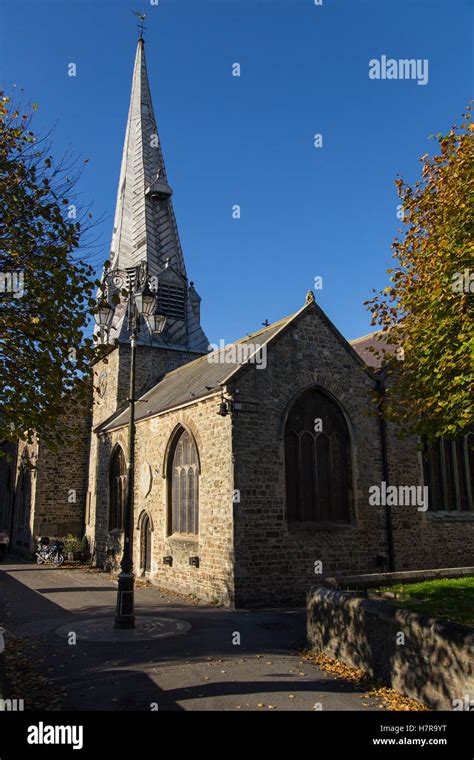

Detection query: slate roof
xmin=98 ymin=313 xmax=296 ymax=433
xmin=350 ymin=330 xmax=391 ymax=368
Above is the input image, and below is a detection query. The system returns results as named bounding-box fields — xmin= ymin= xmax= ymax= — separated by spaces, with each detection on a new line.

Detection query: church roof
xmin=350 ymin=330 xmax=391 ymax=368
xmin=98 ymin=296 xmax=382 ymax=435
xmin=98 ymin=313 xmax=296 ymax=433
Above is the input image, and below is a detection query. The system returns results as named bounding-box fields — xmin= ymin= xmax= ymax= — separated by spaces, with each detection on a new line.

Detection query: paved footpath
xmin=0 ymin=562 xmax=384 ymax=712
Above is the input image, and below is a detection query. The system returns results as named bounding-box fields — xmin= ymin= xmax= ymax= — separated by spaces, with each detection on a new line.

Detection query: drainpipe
xmin=376 ymin=375 xmax=396 ymax=572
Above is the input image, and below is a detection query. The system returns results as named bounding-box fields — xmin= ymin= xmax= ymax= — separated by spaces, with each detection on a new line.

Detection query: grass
xmin=377 ymin=576 xmax=474 ymax=627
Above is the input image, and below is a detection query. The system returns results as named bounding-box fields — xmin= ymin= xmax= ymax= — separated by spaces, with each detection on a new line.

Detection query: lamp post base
xmin=114 ymin=571 xmax=135 ymax=629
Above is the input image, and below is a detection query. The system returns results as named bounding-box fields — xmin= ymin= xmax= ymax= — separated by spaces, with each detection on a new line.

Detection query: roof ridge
xmin=229 ymin=313 xmax=296 ymax=345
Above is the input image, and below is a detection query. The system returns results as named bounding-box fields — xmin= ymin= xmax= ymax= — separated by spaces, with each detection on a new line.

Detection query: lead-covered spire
xmin=107 ymin=38 xmax=208 ymax=352
xmin=110 ymin=37 xmax=184 ymax=276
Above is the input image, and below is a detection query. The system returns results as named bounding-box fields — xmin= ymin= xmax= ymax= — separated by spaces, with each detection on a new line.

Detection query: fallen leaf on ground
xmin=302 ymin=650 xmax=429 ymax=712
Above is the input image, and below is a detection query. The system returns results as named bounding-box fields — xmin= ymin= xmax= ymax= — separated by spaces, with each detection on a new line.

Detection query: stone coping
xmin=324 ymin=566 xmax=474 ymax=590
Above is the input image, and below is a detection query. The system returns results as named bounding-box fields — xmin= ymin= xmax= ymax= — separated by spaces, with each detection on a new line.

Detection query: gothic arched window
xmin=109 ymin=446 xmax=126 ymax=531
xmin=284 ymin=388 xmax=352 ymax=524
xmin=423 ymin=433 xmax=473 ymax=512
xmin=18 ymin=468 xmax=31 ymax=530
xmin=168 ymin=428 xmax=199 ymax=535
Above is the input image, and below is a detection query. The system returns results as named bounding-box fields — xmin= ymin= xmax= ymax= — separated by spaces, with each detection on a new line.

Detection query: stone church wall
xmin=230 ymin=307 xmax=474 ymax=607
xmin=90 ymin=344 xmax=202 ymax=429
xmin=88 ymin=394 xmax=235 ymax=606
xmin=86 ymin=342 xmax=205 ymax=561
xmin=32 ymin=384 xmax=93 ymax=542
xmin=230 ymin=307 xmax=388 ymax=607
xmin=1 ymin=384 xmax=93 ymax=555
xmin=385 ymin=423 xmax=474 ymax=571
xmin=83 ymin=312 xmax=473 ymax=610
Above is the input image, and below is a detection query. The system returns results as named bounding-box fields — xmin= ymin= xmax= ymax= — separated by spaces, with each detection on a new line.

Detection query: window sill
xmin=287 ymin=521 xmax=355 ymax=533
xmin=427 ymin=511 xmax=474 ymax=522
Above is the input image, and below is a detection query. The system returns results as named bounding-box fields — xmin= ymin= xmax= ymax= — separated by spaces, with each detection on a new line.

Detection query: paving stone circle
xmin=55 ymin=615 xmax=191 ymax=643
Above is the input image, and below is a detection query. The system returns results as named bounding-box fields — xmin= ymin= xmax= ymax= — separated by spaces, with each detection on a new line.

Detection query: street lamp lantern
xmin=93 ymin=298 xmax=115 ymax=329
xmin=133 ymin=280 xmax=156 ymax=316
xmin=146 ymin=311 xmax=167 ymax=335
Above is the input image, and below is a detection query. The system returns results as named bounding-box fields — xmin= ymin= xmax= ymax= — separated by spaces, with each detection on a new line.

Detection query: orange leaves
xmin=302 ymin=650 xmax=428 ymax=711
xmin=365 ymin=104 xmax=473 ymax=439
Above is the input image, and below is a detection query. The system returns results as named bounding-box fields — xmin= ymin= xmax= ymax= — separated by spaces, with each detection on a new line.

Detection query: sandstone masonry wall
xmin=385 ymin=422 xmax=474 ymax=570
xmin=32 ymin=383 xmax=93 ymax=541
xmin=89 ymin=392 xmax=235 ymax=606
xmin=86 ymin=343 xmax=204 ymax=560
xmin=307 ymin=585 xmax=474 ymax=710
xmin=231 ymin=307 xmax=388 ymax=607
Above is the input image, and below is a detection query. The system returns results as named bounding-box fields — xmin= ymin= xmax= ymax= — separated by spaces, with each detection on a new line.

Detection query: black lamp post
xmin=94 ymin=267 xmax=166 ymax=630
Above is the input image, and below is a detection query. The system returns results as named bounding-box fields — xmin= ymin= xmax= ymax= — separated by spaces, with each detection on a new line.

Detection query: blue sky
xmin=0 ymin=0 xmax=472 ymax=344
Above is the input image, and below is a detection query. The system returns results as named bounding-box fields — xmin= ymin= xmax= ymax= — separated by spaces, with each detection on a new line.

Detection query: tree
xmin=0 ymin=92 xmax=99 ymax=452
xmin=365 ymin=105 xmax=473 ymax=440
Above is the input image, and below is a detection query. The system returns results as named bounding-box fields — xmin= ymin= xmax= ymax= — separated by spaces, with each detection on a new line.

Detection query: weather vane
xmin=133 ymin=11 xmax=147 ymax=40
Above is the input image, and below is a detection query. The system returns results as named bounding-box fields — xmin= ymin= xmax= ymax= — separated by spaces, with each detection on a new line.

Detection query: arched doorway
xmin=140 ymin=513 xmax=152 ymax=575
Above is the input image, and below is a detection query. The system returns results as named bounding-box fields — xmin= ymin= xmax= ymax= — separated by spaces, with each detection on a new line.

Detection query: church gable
xmin=228 ymin=299 xmax=387 ymax=606
xmin=227 ymin=298 xmax=375 ymax=421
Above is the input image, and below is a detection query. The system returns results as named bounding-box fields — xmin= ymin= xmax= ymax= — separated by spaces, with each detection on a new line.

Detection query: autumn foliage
xmin=365 ymin=106 xmax=474 ymax=440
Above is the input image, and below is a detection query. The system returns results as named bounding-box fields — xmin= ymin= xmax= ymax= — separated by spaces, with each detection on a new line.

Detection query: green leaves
xmin=366 ymin=104 xmax=474 ymax=440
xmin=0 ymin=93 xmax=99 ymax=450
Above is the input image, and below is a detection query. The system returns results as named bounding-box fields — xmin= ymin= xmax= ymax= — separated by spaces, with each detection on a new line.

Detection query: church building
xmin=1 ymin=37 xmax=472 ymax=607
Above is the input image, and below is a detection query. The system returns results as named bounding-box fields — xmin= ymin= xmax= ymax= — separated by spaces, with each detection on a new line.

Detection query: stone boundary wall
xmin=307 ymin=586 xmax=474 ymax=710
xmin=329 ymin=566 xmax=474 ymax=591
